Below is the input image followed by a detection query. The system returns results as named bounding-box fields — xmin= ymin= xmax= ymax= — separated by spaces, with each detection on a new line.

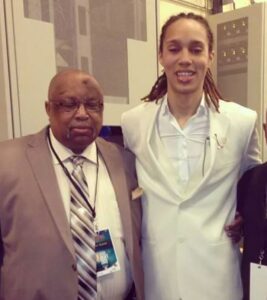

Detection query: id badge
xmin=250 ymin=263 xmax=267 ymax=300
xmin=96 ymin=229 xmax=120 ymax=277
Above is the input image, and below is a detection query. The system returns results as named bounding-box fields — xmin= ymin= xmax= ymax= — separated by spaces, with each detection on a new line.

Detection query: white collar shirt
xmin=157 ymin=95 xmax=210 ymax=184
xmin=47 ymin=129 xmax=132 ymax=300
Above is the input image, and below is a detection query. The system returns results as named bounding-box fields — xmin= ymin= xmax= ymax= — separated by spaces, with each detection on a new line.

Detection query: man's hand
xmin=224 ymin=212 xmax=243 ymax=243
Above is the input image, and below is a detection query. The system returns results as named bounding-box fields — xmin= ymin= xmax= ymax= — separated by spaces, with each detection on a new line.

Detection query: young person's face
xmin=159 ymin=18 xmax=214 ymax=99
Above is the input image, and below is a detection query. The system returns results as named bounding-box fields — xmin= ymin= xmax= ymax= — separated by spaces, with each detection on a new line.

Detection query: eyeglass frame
xmin=49 ymin=98 xmax=104 ymax=114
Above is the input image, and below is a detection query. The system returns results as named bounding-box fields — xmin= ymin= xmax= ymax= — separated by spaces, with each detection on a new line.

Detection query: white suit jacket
xmin=121 ymin=98 xmax=260 ymax=300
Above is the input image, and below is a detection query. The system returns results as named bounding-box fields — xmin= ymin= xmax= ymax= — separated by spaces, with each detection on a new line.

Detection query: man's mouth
xmin=70 ymin=126 xmax=92 ymax=135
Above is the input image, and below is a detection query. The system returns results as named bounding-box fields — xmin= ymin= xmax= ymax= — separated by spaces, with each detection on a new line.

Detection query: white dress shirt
xmin=157 ymin=95 xmax=210 ymax=185
xmin=48 ymin=129 xmax=132 ymax=300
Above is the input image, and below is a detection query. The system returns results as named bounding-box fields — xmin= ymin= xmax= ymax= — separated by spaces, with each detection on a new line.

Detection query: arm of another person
xmin=225 ymin=118 xmax=261 ymax=243
xmin=0 ymin=228 xmax=3 ymax=292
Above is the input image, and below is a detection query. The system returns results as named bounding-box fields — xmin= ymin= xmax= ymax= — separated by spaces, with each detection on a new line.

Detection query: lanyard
xmin=255 ymin=186 xmax=267 ymax=266
xmin=46 ymin=127 xmax=99 ymax=218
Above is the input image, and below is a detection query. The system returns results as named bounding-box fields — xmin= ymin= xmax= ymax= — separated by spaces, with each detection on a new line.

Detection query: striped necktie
xmin=69 ymin=155 xmax=97 ymax=300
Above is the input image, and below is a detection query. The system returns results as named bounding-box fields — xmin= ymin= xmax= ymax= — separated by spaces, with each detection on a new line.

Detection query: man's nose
xmin=75 ymin=103 xmax=89 ymax=117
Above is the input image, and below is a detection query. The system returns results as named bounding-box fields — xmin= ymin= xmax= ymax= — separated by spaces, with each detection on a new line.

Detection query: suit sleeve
xmin=240 ymin=120 xmax=261 ymax=176
xmin=121 ymin=148 xmax=142 ymax=244
xmin=0 ymin=226 xmax=3 ymax=292
xmin=121 ymin=112 xmax=131 ymax=150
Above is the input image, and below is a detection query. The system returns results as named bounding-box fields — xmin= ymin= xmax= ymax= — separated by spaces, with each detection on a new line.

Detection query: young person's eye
xmin=168 ymin=47 xmax=180 ymax=53
xmin=192 ymin=48 xmax=203 ymax=54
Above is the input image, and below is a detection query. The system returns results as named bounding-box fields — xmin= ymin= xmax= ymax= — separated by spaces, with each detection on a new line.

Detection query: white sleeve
xmin=240 ymin=121 xmax=261 ymax=176
xmin=121 ymin=112 xmax=130 ymax=150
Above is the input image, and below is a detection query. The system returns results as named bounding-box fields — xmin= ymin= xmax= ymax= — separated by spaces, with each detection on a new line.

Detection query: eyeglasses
xmin=50 ymin=98 xmax=103 ymax=113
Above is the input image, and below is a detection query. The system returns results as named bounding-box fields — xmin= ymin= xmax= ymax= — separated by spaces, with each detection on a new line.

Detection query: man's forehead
xmin=49 ymin=71 xmax=102 ymax=98
xmin=54 ymin=71 xmax=91 ymax=86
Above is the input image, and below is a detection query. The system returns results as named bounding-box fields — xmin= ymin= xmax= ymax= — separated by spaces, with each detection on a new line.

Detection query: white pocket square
xmin=131 ymin=187 xmax=143 ymax=200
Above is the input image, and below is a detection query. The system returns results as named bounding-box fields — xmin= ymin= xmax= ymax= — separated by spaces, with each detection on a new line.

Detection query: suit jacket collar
xmin=146 ymin=99 xmax=230 ymax=201
xmin=26 ymin=127 xmax=75 ymax=259
xmin=26 ymin=129 xmax=135 ymax=261
xmin=189 ymin=104 xmax=230 ymax=197
xmin=96 ymin=138 xmax=134 ymax=256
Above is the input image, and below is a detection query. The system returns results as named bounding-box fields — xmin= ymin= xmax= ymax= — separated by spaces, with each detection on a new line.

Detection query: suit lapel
xmin=148 ymin=121 xmax=184 ymax=197
xmin=209 ymin=105 xmax=230 ymax=174
xmin=96 ymin=138 xmax=133 ymax=254
xmin=143 ymin=100 xmax=184 ymax=202
xmin=26 ymin=128 xmax=75 ymax=259
xmin=143 ymin=101 xmax=231 ymax=201
xmin=185 ymin=105 xmax=231 ymax=199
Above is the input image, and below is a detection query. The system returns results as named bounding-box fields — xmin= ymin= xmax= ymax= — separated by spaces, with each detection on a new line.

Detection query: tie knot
xmin=70 ymin=155 xmax=86 ymax=167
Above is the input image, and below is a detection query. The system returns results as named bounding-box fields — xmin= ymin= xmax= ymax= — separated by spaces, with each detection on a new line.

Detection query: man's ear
xmin=45 ymin=101 xmax=50 ymax=116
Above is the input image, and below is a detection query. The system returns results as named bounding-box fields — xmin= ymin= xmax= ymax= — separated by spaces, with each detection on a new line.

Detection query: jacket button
xmin=72 ymin=264 xmax=77 ymax=271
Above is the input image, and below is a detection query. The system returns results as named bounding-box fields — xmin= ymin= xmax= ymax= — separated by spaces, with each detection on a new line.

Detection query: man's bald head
xmin=45 ymin=69 xmax=104 ymax=154
xmin=48 ymin=69 xmax=103 ymax=100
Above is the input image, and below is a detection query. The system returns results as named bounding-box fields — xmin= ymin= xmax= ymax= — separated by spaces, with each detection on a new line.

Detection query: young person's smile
xmin=159 ymin=18 xmax=214 ymax=98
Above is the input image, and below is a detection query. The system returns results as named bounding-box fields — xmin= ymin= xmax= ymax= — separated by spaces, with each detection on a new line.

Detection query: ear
xmin=208 ymin=50 xmax=215 ymax=67
xmin=45 ymin=101 xmax=50 ymax=116
xmin=263 ymin=123 xmax=267 ymax=144
xmin=158 ymin=51 xmax=164 ymax=67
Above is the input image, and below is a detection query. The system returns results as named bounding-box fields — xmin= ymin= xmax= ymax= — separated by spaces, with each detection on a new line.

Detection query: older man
xmin=0 ymin=69 xmax=143 ymax=300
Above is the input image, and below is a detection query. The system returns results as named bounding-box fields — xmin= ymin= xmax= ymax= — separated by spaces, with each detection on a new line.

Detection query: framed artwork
xmin=4 ymin=0 xmax=158 ymax=137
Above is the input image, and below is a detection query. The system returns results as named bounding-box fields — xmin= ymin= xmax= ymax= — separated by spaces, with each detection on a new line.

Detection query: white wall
xmin=160 ymin=0 xmax=207 ymax=29
xmin=0 ymin=0 xmax=158 ymax=139
xmin=1 ymin=0 xmax=266 ymax=140
xmin=224 ymin=0 xmax=267 ymax=11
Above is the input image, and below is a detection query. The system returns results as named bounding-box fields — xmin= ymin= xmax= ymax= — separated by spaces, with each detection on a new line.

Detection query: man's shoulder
xmin=240 ymin=162 xmax=267 ymax=186
xmin=0 ymin=129 xmax=47 ymax=162
xmin=0 ymin=134 xmax=32 ymax=152
xmin=0 ymin=129 xmax=46 ymax=151
xmin=96 ymin=137 xmax=136 ymax=180
xmin=96 ymin=137 xmax=134 ymax=160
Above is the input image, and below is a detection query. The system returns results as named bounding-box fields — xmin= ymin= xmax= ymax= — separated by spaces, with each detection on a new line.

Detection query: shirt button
xmin=72 ymin=264 xmax=77 ymax=271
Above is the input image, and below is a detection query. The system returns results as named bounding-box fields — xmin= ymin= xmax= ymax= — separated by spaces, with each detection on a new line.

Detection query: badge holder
xmin=250 ymin=249 xmax=267 ymax=300
xmin=95 ymin=228 xmax=120 ymax=277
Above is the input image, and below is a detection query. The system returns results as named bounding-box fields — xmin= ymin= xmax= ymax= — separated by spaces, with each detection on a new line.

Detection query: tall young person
xmin=121 ymin=13 xmax=260 ymax=300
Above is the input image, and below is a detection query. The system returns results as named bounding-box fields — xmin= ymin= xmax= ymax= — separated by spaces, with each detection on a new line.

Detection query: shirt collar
xmin=162 ymin=93 xmax=208 ymax=118
xmin=48 ymin=128 xmax=97 ymax=165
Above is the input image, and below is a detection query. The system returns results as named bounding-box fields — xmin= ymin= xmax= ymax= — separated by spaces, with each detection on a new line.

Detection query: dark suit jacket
xmin=0 ymin=127 xmax=144 ymax=300
xmin=237 ymin=163 xmax=267 ymax=300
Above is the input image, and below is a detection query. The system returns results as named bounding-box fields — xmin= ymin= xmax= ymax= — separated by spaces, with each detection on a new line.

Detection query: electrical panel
xmin=208 ymin=3 xmax=267 ymax=161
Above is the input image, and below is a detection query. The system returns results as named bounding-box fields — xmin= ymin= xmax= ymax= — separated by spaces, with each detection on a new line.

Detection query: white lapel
xmin=143 ymin=99 xmax=185 ymax=201
xmin=142 ymin=100 xmax=230 ymax=202
xmin=183 ymin=104 xmax=231 ymax=199
xmin=149 ymin=124 xmax=185 ymax=196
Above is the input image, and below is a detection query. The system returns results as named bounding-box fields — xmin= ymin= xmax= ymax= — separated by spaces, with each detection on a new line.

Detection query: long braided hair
xmin=142 ymin=12 xmax=222 ymax=112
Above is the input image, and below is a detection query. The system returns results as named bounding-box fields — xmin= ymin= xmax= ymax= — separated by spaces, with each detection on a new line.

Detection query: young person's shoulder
xmin=219 ymin=99 xmax=257 ymax=118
